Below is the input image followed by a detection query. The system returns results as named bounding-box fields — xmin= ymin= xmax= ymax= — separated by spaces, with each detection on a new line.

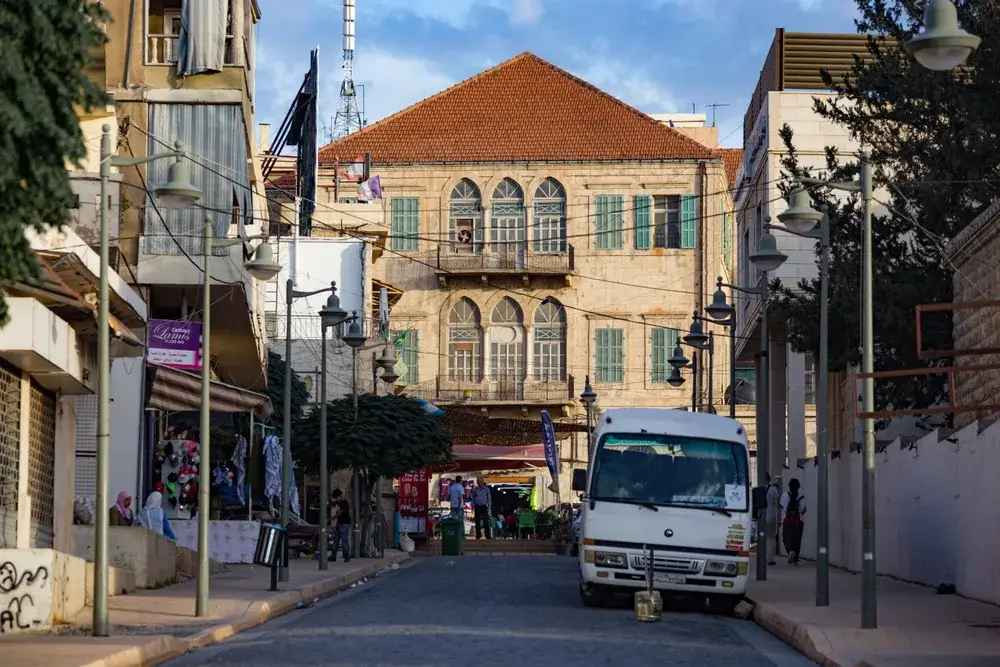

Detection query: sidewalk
xmin=1 ymin=552 xmax=409 ymax=667
xmin=746 ymin=559 xmax=1000 ymax=667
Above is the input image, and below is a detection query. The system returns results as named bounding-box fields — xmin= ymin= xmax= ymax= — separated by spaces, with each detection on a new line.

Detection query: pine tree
xmin=0 ymin=1 xmax=109 ymax=325
xmin=773 ymin=0 xmax=998 ymax=421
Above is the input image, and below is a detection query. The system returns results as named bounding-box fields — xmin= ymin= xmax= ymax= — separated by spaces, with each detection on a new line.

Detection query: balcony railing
xmin=435 ymin=243 xmax=574 ymax=280
xmin=146 ymin=33 xmax=240 ymax=66
xmin=403 ymin=375 xmax=576 ymax=404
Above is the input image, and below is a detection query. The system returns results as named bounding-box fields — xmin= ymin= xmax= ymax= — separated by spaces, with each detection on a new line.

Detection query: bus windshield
xmin=591 ymin=432 xmax=749 ymax=511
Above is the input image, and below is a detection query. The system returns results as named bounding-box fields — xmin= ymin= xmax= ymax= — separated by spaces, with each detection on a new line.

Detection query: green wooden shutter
xmin=390 ymin=198 xmax=420 ymax=251
xmin=634 ymin=195 xmax=651 ymax=250
xmin=595 ymin=328 xmax=624 ymax=383
xmin=680 ymin=194 xmax=697 ymax=249
xmin=393 ymin=329 xmax=419 ymax=383
xmin=651 ymin=327 xmax=679 ymax=383
xmin=595 ymin=195 xmax=624 ymax=250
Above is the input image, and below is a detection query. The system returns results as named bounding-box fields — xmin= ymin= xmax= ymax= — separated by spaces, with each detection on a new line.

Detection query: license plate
xmin=653 ymin=572 xmax=686 ymax=584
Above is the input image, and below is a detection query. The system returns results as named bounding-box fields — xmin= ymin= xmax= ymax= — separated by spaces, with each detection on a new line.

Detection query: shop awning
xmin=146 ymin=362 xmax=273 ymax=420
xmin=433 ymin=444 xmax=546 ymax=473
xmin=440 ymin=411 xmax=586 ymax=446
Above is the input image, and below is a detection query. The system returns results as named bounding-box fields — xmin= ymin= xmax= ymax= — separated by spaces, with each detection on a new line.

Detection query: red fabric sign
xmin=399 ymin=467 xmax=431 ymax=535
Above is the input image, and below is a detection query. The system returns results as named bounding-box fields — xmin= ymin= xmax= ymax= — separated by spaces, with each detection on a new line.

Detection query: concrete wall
xmin=0 ymin=548 xmax=135 ymax=634
xmin=796 ymin=418 xmax=1000 ymax=606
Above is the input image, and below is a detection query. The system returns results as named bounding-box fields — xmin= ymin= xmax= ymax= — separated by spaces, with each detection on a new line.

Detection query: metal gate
xmin=27 ymin=380 xmax=56 ymax=548
xmin=0 ymin=360 xmax=20 ymax=547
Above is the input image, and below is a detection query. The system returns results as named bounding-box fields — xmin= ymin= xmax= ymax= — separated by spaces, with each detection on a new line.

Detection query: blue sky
xmin=253 ymin=0 xmax=859 ymax=149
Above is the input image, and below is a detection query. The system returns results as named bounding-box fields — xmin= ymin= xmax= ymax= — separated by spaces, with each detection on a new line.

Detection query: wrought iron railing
xmin=403 ymin=375 xmax=575 ymax=403
xmin=436 ymin=244 xmax=574 ymax=274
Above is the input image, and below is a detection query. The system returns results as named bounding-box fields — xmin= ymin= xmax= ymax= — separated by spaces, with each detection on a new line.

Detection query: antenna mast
xmin=333 ymin=0 xmax=364 ymax=139
xmin=706 ymin=103 xmax=730 ymax=127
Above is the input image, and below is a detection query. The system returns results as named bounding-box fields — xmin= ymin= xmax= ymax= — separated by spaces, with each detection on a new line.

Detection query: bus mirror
xmin=571 ymin=468 xmax=587 ymax=492
xmin=751 ymin=486 xmax=767 ymax=513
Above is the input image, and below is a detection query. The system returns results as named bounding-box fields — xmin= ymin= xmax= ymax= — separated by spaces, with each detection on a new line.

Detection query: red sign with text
xmin=398 ymin=467 xmax=430 ymax=535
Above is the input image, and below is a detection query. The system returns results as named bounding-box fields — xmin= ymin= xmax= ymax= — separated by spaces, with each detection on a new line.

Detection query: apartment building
xmin=71 ymin=0 xmax=271 ymax=504
xmin=315 ymin=53 xmax=741 ymax=486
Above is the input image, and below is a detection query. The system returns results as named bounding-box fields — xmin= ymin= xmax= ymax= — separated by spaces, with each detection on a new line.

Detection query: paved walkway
xmin=1 ymin=553 xmax=409 ymax=667
xmin=746 ymin=560 xmax=1000 ymax=666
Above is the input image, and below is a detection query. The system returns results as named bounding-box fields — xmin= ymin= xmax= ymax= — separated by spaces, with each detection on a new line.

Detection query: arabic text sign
xmin=147 ymin=319 xmax=202 ymax=370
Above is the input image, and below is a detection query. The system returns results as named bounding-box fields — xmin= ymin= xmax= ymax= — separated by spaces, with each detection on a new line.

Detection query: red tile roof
xmin=319 ymin=52 xmax=717 ymax=164
xmin=721 ymin=148 xmax=743 ymax=190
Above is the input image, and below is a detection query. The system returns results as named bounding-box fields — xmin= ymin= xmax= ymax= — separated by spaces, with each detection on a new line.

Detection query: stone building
xmin=309 ymin=52 xmax=746 ymax=473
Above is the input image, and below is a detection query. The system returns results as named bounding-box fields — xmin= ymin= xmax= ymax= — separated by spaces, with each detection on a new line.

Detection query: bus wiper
xmin=665 ymin=503 xmax=731 ymax=517
xmin=592 ymin=497 xmax=659 ymax=512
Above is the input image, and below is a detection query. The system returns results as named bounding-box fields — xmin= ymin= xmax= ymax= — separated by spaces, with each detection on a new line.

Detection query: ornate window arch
xmin=449 ymin=179 xmax=482 ymax=254
xmin=489 ymin=297 xmax=525 ymax=391
xmin=448 ymin=297 xmax=482 ymax=380
xmin=533 ymin=178 xmax=566 ymax=253
xmin=533 ymin=299 xmax=567 ymax=381
xmin=490 ymin=178 xmax=525 ymax=260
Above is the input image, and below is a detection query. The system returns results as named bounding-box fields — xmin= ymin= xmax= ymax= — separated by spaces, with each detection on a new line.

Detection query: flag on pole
xmin=358 ymin=175 xmax=383 ymax=201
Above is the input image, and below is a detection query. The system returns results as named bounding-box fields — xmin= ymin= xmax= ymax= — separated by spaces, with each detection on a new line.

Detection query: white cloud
xmin=566 ymin=51 xmax=678 ymax=115
xmin=510 ymin=0 xmax=543 ymax=25
xmin=352 ymin=0 xmax=542 ymax=29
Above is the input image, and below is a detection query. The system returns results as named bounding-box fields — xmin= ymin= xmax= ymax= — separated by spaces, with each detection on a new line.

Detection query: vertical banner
xmin=398 ymin=467 xmax=431 ymax=535
xmin=540 ymin=410 xmax=559 ymax=488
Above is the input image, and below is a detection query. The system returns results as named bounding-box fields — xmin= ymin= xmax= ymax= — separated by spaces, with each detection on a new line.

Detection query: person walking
xmin=448 ymin=476 xmax=466 ymax=520
xmin=472 ymin=477 xmax=492 ymax=539
xmin=764 ymin=474 xmax=781 ymax=566
xmin=330 ymin=488 xmax=351 ymax=563
xmin=780 ymin=478 xmax=807 ymax=565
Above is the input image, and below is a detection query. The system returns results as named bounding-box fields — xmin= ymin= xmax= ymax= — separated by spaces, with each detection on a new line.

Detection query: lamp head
xmin=376 ymin=344 xmax=397 ymax=371
xmin=154 ymin=159 xmax=202 ymax=209
xmin=380 ymin=366 xmax=400 ymax=384
xmin=750 ymin=225 xmax=788 ymax=273
xmin=579 ymin=375 xmax=597 ymax=407
xmin=777 ymin=183 xmax=823 ymax=235
xmin=244 ymin=242 xmax=282 ymax=281
xmin=341 ymin=312 xmax=367 ymax=348
xmin=319 ymin=282 xmax=349 ymax=328
xmin=667 ymin=367 xmax=685 ymax=388
xmin=904 ymin=0 xmax=980 ymax=72
xmin=668 ymin=342 xmax=689 ymax=370
xmin=683 ymin=313 xmax=709 ymax=349
xmin=706 ymin=282 xmax=734 ymax=322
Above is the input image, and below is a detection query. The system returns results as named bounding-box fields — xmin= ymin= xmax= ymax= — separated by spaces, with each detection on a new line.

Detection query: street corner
xmin=748 ymin=600 xmax=853 ymax=667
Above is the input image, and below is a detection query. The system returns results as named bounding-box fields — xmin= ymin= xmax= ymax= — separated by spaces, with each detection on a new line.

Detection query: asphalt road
xmin=163 ymin=556 xmax=816 ymax=667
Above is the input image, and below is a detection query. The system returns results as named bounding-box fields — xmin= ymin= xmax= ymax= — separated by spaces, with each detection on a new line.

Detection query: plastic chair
xmin=516 ymin=509 xmax=537 ymax=539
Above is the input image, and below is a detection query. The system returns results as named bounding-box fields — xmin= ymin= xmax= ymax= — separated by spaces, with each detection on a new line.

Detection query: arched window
xmin=449 ymin=179 xmax=482 ymax=254
xmin=489 ymin=298 xmax=525 ymax=394
xmin=533 ymin=299 xmax=567 ymax=381
xmin=448 ymin=297 xmax=482 ymax=381
xmin=533 ymin=178 xmax=566 ymax=253
xmin=490 ymin=178 xmax=525 ymax=263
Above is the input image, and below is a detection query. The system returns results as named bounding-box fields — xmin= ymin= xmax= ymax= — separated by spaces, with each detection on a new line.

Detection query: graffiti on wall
xmin=0 ymin=551 xmax=51 ymax=634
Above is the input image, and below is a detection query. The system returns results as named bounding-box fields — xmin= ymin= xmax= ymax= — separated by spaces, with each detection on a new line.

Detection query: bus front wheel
xmin=579 ymin=579 xmax=613 ymax=608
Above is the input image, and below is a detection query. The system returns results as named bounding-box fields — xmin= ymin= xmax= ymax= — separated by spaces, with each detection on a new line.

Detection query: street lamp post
xmin=683 ymin=315 xmax=717 ymax=413
xmin=341 ymin=315 xmax=367 ymax=558
xmin=197 ymin=217 xmax=281 ymax=616
xmin=280 ymin=282 xmax=350 ymax=580
xmin=706 ymin=280 xmax=739 ymax=420
xmin=717 ymin=229 xmax=787 ymax=581
xmin=773 ymin=195 xmax=830 ymax=607
xmin=95 ymin=124 xmax=202 ymax=637
xmin=579 ymin=377 xmax=597 ymax=459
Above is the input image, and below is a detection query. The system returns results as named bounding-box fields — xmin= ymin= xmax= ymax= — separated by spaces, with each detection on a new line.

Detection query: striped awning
xmin=146 ymin=363 xmax=273 ymax=420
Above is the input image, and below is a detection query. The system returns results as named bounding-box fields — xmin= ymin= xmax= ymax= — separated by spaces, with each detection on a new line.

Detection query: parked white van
xmin=572 ymin=408 xmax=752 ymax=613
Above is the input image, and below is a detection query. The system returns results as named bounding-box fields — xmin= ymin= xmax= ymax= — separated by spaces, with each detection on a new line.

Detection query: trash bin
xmin=254 ymin=523 xmax=286 ymax=567
xmin=440 ymin=518 xmax=464 ymax=556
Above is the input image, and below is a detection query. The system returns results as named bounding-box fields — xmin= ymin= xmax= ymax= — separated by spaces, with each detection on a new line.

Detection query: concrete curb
xmin=77 ymin=552 xmax=411 ymax=667
xmin=748 ymin=599 xmax=872 ymax=667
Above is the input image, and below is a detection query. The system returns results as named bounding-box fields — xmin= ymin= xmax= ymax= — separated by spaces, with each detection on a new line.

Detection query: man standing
xmin=472 ymin=477 xmax=492 ymax=539
xmin=448 ymin=476 xmax=466 ymax=520
xmin=330 ymin=488 xmax=351 ymax=563
xmin=764 ymin=474 xmax=781 ymax=567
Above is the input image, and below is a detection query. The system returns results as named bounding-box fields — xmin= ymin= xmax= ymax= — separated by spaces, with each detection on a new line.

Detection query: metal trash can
xmin=440 ymin=518 xmax=464 ymax=556
xmin=254 ymin=523 xmax=285 ymax=567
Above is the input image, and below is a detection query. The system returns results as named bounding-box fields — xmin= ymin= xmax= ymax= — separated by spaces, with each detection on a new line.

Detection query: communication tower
xmin=332 ymin=0 xmax=364 ymax=139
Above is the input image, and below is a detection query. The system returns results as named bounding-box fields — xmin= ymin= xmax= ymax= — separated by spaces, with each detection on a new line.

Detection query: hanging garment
xmin=231 ymin=434 xmax=248 ymax=504
xmin=289 ymin=474 xmax=300 ymax=517
xmin=263 ymin=434 xmax=282 ymax=502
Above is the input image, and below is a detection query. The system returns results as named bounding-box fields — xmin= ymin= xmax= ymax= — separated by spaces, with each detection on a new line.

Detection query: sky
xmin=253 ymin=0 xmax=860 ymax=150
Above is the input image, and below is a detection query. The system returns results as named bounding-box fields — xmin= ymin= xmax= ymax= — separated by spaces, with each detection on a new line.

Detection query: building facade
xmin=315 ymin=53 xmax=743 ymax=485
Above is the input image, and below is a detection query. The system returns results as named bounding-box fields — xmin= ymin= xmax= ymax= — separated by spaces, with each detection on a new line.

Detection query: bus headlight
xmin=590 ymin=551 xmax=627 ymax=568
xmin=704 ymin=560 xmax=739 ymax=577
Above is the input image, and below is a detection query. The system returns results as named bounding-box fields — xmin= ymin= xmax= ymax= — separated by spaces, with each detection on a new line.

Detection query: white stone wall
xmin=0 ymin=549 xmax=53 ymax=634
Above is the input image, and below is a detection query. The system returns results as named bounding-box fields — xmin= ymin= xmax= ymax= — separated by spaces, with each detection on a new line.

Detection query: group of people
xmin=447 ymin=475 xmax=495 ymax=539
xmin=762 ymin=474 xmax=807 ymax=566
xmin=108 ymin=490 xmax=176 ymax=540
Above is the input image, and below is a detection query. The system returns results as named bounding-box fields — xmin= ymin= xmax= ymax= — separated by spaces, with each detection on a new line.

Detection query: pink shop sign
xmin=147 ymin=319 xmax=202 ymax=370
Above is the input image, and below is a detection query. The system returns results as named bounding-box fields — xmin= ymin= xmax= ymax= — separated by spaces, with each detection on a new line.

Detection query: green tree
xmin=0 ymin=1 xmax=109 ymax=326
xmin=773 ymin=0 xmax=1000 ymax=420
xmin=295 ymin=394 xmax=453 ymax=492
xmin=263 ymin=350 xmax=310 ymax=437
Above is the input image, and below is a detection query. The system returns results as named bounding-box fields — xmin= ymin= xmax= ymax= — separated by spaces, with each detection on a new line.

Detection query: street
xmin=161 ymin=556 xmax=815 ymax=667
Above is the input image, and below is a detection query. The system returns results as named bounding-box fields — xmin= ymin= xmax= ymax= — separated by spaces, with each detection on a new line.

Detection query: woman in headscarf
xmin=136 ymin=491 xmax=176 ymax=541
xmin=109 ymin=491 xmax=133 ymax=526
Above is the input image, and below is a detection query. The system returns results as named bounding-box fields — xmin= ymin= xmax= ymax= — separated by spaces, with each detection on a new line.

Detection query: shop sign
xmin=399 ymin=467 xmax=431 ymax=535
xmin=147 ymin=319 xmax=202 ymax=370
